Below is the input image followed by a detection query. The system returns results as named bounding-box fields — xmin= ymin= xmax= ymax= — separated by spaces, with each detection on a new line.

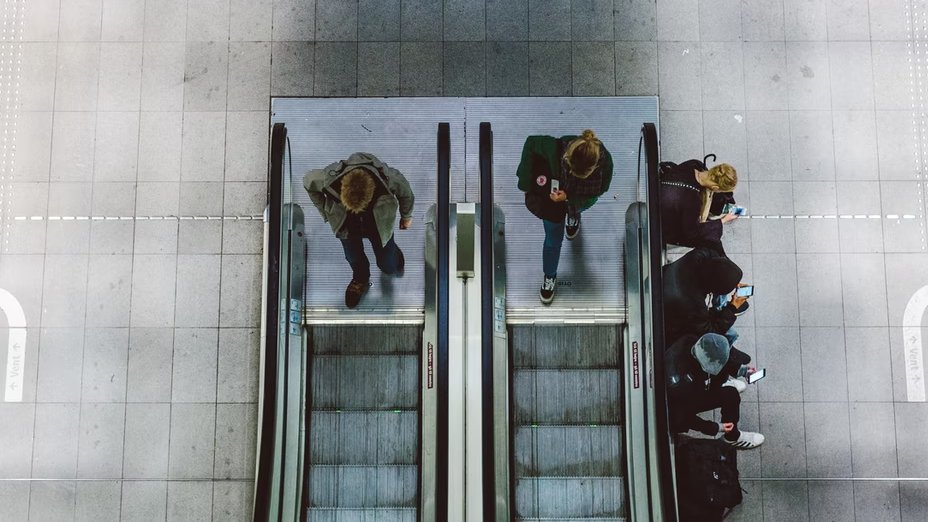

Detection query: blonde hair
xmin=563 ymin=129 xmax=602 ymax=179
xmin=340 ymin=168 xmax=376 ymax=214
xmin=698 ymin=163 xmax=738 ymax=223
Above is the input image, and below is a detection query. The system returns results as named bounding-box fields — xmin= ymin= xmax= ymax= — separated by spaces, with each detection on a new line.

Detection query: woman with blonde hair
xmin=660 ymin=156 xmax=739 ymax=255
xmin=516 ymin=129 xmax=614 ymax=304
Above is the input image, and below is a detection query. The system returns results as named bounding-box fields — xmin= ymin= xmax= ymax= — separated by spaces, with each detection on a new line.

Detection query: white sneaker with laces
xmin=724 ymin=430 xmax=765 ymax=450
xmin=722 ymin=376 xmax=747 ymax=394
xmin=539 ymin=276 xmax=556 ymax=304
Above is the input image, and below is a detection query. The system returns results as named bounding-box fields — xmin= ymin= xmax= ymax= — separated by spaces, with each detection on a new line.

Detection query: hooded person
xmin=663 ymin=247 xmax=746 ymax=343
xmin=665 ymin=333 xmax=765 ymax=449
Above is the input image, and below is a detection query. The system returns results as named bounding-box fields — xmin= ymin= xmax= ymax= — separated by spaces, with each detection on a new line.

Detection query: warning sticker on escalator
xmin=427 ymin=342 xmax=434 ymax=389
xmin=632 ymin=341 xmax=640 ymax=389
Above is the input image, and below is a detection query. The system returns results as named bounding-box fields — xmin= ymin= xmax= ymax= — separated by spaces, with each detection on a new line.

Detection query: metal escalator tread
xmin=307 ymin=326 xmax=420 ymax=516
xmin=511 ymin=325 xmax=627 ymax=521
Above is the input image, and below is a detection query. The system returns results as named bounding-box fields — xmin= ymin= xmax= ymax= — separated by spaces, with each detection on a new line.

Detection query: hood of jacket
xmin=691 ymin=333 xmax=731 ymax=375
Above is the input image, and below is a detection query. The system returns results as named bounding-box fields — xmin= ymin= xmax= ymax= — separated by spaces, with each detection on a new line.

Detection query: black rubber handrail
xmin=643 ymin=122 xmax=678 ymax=521
xmin=478 ymin=122 xmax=496 ymax=521
xmin=254 ymin=122 xmax=286 ymax=522
xmin=436 ymin=122 xmax=451 ymax=520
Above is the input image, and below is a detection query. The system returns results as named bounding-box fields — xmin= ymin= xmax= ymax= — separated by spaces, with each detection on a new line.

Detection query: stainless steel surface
xmin=283 ymin=204 xmax=306 ymax=521
xmin=491 ymin=205 xmax=511 ymax=520
xmin=420 ymin=204 xmax=438 ymax=521
xmin=455 ymin=202 xmax=476 ymax=278
xmin=462 ymin=204 xmax=483 ymax=520
xmin=447 ymin=205 xmax=466 ymax=521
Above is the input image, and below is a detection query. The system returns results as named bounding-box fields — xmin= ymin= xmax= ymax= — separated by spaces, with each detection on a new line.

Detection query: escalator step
xmin=311 ymin=355 xmax=418 ymax=410
xmin=513 ymin=369 xmax=620 ymax=425
xmin=305 ymin=507 xmax=417 ymax=522
xmin=310 ymin=326 xmax=420 ymax=356
xmin=514 ymin=477 xmax=626 ymax=519
xmin=309 ymin=465 xmax=417 ymax=508
xmin=514 ymin=425 xmax=623 ymax=477
xmin=310 ymin=411 xmax=418 ymax=465
xmin=512 ymin=326 xmax=620 ymax=369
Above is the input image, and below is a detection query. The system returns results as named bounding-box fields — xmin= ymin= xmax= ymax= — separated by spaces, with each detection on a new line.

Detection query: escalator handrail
xmin=254 ymin=122 xmax=287 ymax=522
xmin=435 ymin=122 xmax=451 ymax=520
xmin=642 ymin=122 xmax=678 ymax=520
xmin=478 ymin=122 xmax=496 ymax=520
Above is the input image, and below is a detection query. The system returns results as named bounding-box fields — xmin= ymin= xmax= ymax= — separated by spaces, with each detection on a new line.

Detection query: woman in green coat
xmin=516 ymin=129 xmax=614 ymax=304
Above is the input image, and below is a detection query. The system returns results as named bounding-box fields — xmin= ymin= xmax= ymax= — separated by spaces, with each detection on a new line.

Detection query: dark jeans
xmin=672 ymin=385 xmax=741 ymax=436
xmin=339 ymin=232 xmax=402 ymax=281
xmin=541 ymin=204 xmax=581 ymax=278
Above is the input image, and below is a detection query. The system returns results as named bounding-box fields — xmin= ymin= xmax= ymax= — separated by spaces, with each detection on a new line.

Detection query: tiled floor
xmin=0 ymin=0 xmax=926 ymax=520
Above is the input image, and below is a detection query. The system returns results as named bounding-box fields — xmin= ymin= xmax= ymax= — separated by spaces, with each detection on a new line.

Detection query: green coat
xmin=303 ymin=152 xmax=415 ymax=246
xmin=516 ymin=135 xmax=614 ymax=221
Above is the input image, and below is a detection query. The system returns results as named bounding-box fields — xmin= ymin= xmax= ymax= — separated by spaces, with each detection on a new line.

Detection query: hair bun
xmin=581 ymin=129 xmax=597 ymax=141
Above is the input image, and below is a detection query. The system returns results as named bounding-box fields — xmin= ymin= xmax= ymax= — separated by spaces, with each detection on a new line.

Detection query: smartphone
xmin=722 ymin=203 xmax=746 ymax=216
xmin=735 ymin=285 xmax=754 ymax=297
xmin=550 ymin=179 xmax=560 ymax=194
xmin=749 ymin=368 xmax=766 ymax=384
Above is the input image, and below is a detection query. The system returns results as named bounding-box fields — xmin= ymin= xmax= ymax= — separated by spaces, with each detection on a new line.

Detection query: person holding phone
xmin=516 ymin=130 xmax=614 ymax=304
xmin=666 ymin=332 xmax=765 ymax=449
xmin=659 ymin=157 xmax=739 ymax=255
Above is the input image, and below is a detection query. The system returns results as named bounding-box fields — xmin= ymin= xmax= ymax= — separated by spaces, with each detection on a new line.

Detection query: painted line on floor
xmin=904 ymin=285 xmax=928 ymax=402
xmin=0 ymin=288 xmax=26 ymax=402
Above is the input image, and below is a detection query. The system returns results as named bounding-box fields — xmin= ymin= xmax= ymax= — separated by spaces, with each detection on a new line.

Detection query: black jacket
xmin=659 ymin=159 xmax=735 ymax=255
xmin=663 ymin=247 xmax=742 ymax=342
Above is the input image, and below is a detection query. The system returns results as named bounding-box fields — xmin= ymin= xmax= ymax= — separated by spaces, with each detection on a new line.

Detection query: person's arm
xmin=690 ymin=414 xmax=721 ymax=436
xmin=384 ymin=165 xmax=415 ymax=219
xmin=688 ymin=305 xmax=737 ymax=338
xmin=516 ymin=137 xmax=542 ymax=193
xmin=303 ymin=170 xmax=329 ymax=221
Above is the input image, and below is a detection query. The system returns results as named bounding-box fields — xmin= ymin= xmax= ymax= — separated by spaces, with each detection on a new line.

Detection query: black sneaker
xmin=345 ymin=279 xmax=371 ymax=309
xmin=733 ymin=301 xmax=750 ymax=316
xmin=396 ymin=249 xmax=405 ymax=273
xmin=539 ymin=275 xmax=556 ymax=304
xmin=565 ymin=213 xmax=581 ymax=240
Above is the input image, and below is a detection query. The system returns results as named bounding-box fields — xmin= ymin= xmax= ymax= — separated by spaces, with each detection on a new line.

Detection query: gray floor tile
xmin=572 ymin=0 xmax=614 ymax=41
xmin=180 ymin=221 xmax=224 ymax=255
xmin=615 ymin=41 xmax=657 ymax=95
xmin=121 ymin=481 xmax=168 ymax=522
xmin=845 ymin=328 xmax=893 ymax=402
xmin=829 ymin=42 xmax=874 ymax=111
xmin=217 ymin=328 xmax=259 ymax=403
xmin=743 ymin=0 xmax=786 ymax=41
xmin=894 ymin=402 xmax=928 ymax=477
xmin=786 ymin=42 xmax=831 ymax=110
xmin=659 ymin=110 xmax=703 ymax=165
xmin=743 ymin=42 xmax=789 ymax=110
xmin=98 ymin=43 xmax=143 ymax=111
xmin=95 ymin=112 xmax=140 ymax=182
xmin=826 ymin=0 xmax=870 ymax=40
xmin=800 ymin=327 xmax=848 ymax=400
xmin=102 ymin=0 xmax=145 ymax=42
xmin=214 ymin=403 xmax=257 ymax=479
xmin=4 ymin=185 xmax=48 ymax=255
xmin=804 ymin=402 xmax=852 ymax=477
xmin=359 ymin=0 xmax=401 ymax=40
xmin=141 ymin=43 xmax=187 ymax=111
xmin=81 ymin=328 xmax=129 ymax=402
xmin=701 ymin=43 xmax=744 ymax=110
xmin=50 ymin=111 xmax=96 ymax=183
xmin=230 ymin=0 xmax=272 ymax=41
xmin=175 ymin=256 xmax=221 ymax=328
xmin=188 ymin=0 xmax=230 ymax=42
xmin=19 ymin=43 xmax=57 ymax=110
xmin=138 ymin=112 xmax=183 ymax=182
xmin=172 ymin=328 xmax=219 ymax=402
xmin=868 ymin=0 xmax=909 ymax=40
xmin=398 ymin=42 xmax=440 ymax=95
xmin=228 ymin=42 xmax=271 ymax=111
xmin=836 ymin=181 xmax=884 ymax=253
xmin=793 ymin=182 xmax=839 ymax=252
xmin=875 ymin=110 xmax=916 ymax=181
xmin=123 ymin=403 xmax=171 ymax=478
xmin=656 ymin=0 xmax=698 ymax=41
xmin=127 ymin=328 xmax=174 ymax=402
xmin=402 ymin=0 xmax=443 ymax=40
xmin=528 ymin=41 xmax=572 ymax=96
xmin=180 ymin=182 xmax=225 ymax=216
xmin=222 ymin=182 xmax=265 ymax=216
xmin=184 ymin=42 xmax=230 ymax=112
xmin=0 ymin=253 xmax=44 ymax=325
xmin=658 ymin=41 xmax=702 ymax=110
xmin=572 ymin=41 xmax=615 ymax=96
xmin=883 ymin=254 xmax=928 ymax=328
xmin=727 ymin=480 xmax=763 ymax=520
xmin=181 ymin=113 xmax=226 ymax=182
xmin=444 ymin=41 xmax=487 ymax=97
xmin=850 ymin=402 xmax=898 ymax=477
xmin=222 ymin=220 xmax=263 ymax=254
xmin=0 ymin=482 xmax=29 ymax=520
xmin=704 ymin=111 xmax=748 ymax=177
xmin=145 ymin=0 xmax=187 ymax=41
xmin=841 ymin=255 xmax=889 ymax=326
xmin=167 ymin=481 xmax=213 ymax=522
xmin=77 ymin=403 xmax=125 ymax=478
xmin=900 ymin=482 xmax=928 ymax=520
xmin=698 ymin=0 xmax=741 ymax=41
xmin=785 ymin=0 xmax=828 ymax=40
xmin=854 ymin=481 xmax=902 ymax=522
xmin=218 ymin=254 xmax=262 ymax=327
xmin=789 ymin=110 xmax=836 ymax=181
xmin=796 ymin=254 xmax=844 ymax=326
xmin=881 ymin=182 xmax=926 ymax=253
xmin=130 ymin=255 xmax=177 ymax=328
xmin=32 ymin=403 xmax=80 ymax=478
xmin=614 ymin=0 xmax=656 ymax=41
xmin=22 ymin=0 xmax=59 ymax=41
xmin=29 ymin=481 xmax=76 ymax=521
xmin=45 ymin=183 xmax=92 ymax=254
xmin=41 ymin=255 xmax=89 ymax=328
xmin=872 ymin=42 xmax=911 ymax=110
xmin=135 ymin=182 xmax=179 ymax=216
xmin=15 ymin=111 xmax=53 ymax=181
xmin=169 ymin=403 xmax=216 ymax=479
xmin=529 ymin=0 xmax=571 ymax=40
xmin=445 ymin=0 xmax=486 ymax=40
xmin=90 ymin=220 xmax=135 ymax=255
xmin=133 ymin=221 xmax=179 ymax=255
xmin=760 ymin=401 xmax=807 ymax=476
xmin=75 ymin=480 xmax=121 ymax=522
xmin=487 ymin=0 xmax=528 ymax=40
xmin=272 ymin=0 xmax=316 ymax=40
xmin=808 ymin=480 xmax=855 ymax=521
xmin=833 ymin=110 xmax=879 ymax=181
xmin=315 ymin=0 xmax=358 ymax=41
xmin=55 ymin=43 xmax=101 ymax=111
xmin=224 ymin=111 xmax=270 ymax=182
xmin=212 ymin=481 xmax=254 ymax=521
xmin=745 ymin=111 xmax=791 ymax=181
xmin=487 ymin=41 xmax=529 ymax=96
xmin=357 ymin=42 xmax=400 ymax=96
xmin=755 ymin=327 xmax=803 ymax=401
xmin=0 ymin=403 xmax=35 ymax=478
xmin=762 ymin=481 xmax=809 ymax=521
xmin=270 ymin=41 xmax=315 ymax=96
xmin=750 ymin=183 xmax=797 ymax=253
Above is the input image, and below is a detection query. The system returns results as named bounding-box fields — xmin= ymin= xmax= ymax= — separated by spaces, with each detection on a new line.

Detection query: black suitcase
xmin=674 ymin=437 xmax=743 ymax=522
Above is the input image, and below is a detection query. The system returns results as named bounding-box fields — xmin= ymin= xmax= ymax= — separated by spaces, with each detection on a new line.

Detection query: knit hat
xmin=699 ymin=255 xmax=743 ymax=295
xmin=692 ymin=333 xmax=732 ymax=375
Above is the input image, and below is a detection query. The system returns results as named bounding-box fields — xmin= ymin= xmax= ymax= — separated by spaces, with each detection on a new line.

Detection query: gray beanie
xmin=691 ymin=333 xmax=731 ymax=375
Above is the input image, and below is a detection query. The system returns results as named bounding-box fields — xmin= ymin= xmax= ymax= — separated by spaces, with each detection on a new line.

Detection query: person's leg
xmin=340 ymin=235 xmax=371 ymax=281
xmin=370 ymin=233 xmax=403 ymax=275
xmin=542 ymin=218 xmax=565 ymax=278
xmin=716 ymin=386 xmax=742 ymax=439
xmin=725 ymin=327 xmax=739 ymax=346
xmin=565 ymin=203 xmax=581 ymax=239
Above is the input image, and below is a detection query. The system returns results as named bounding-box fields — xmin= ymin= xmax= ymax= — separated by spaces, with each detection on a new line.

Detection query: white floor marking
xmin=0 ymin=288 xmax=27 ymax=402
xmin=903 ymin=285 xmax=928 ymax=402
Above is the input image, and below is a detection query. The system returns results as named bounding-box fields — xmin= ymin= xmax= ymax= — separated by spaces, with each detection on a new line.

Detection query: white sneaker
xmin=722 ymin=376 xmax=747 ymax=394
xmin=539 ymin=276 xmax=556 ymax=304
xmin=724 ymin=430 xmax=765 ymax=450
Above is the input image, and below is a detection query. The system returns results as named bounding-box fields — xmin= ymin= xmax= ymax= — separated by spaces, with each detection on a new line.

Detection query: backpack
xmin=674 ymin=437 xmax=743 ymax=521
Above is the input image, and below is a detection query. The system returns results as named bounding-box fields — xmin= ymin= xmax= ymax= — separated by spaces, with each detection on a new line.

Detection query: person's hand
xmin=549 ymin=190 xmax=567 ymax=202
xmin=730 ymin=294 xmax=748 ymax=309
xmin=745 ymin=366 xmax=757 ymax=376
xmin=721 ymin=422 xmax=735 ymax=433
xmin=399 ymin=217 xmax=412 ymax=230
xmin=721 ymin=211 xmax=740 ymax=224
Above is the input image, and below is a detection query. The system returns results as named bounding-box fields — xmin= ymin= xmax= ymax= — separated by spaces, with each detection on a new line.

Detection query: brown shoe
xmin=345 ymin=279 xmax=370 ymax=308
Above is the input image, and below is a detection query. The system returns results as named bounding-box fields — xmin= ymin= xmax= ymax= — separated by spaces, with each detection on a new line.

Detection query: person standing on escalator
xmin=516 ymin=129 xmax=614 ymax=304
xmin=304 ymin=152 xmax=415 ymax=309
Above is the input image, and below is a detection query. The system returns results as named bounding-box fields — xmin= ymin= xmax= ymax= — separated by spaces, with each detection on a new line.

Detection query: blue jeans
xmin=340 ymin=232 xmax=402 ymax=281
xmin=542 ymin=219 xmax=565 ymax=278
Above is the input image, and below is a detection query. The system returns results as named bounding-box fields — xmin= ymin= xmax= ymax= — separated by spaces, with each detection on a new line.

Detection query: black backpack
xmin=674 ymin=437 xmax=743 ymax=521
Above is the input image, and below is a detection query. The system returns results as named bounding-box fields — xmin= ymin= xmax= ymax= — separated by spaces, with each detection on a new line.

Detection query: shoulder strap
xmin=661 ymin=180 xmax=702 ymax=193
